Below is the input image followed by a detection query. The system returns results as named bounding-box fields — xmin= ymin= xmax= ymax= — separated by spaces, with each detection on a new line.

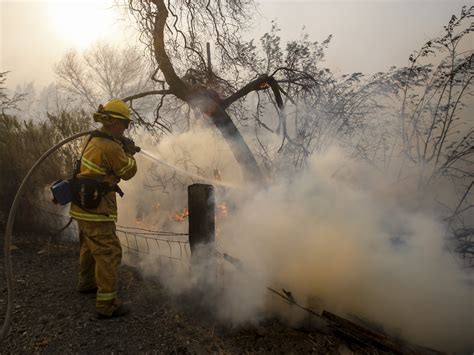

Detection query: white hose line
xmin=1 ymin=130 xmax=94 ymax=341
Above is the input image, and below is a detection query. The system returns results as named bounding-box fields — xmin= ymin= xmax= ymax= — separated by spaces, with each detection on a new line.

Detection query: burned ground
xmin=0 ymin=233 xmax=438 ymax=354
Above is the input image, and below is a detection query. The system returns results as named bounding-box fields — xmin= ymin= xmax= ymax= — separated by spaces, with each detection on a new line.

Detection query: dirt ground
xmin=0 ymin=232 xmax=426 ymax=354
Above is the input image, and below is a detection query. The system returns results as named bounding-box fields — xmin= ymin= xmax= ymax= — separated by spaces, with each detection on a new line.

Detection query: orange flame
xmin=172 ymin=207 xmax=189 ymax=222
xmin=217 ymin=202 xmax=228 ymax=219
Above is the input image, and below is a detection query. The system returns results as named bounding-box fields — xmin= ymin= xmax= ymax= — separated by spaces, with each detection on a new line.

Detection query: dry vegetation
xmin=0 ymin=98 xmax=90 ymax=228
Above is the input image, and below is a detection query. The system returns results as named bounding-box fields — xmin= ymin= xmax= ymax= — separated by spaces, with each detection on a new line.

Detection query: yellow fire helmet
xmin=93 ymin=99 xmax=132 ymax=125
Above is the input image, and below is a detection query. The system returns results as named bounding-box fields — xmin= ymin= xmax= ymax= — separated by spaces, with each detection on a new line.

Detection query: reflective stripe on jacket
xmin=70 ymin=128 xmax=137 ymax=221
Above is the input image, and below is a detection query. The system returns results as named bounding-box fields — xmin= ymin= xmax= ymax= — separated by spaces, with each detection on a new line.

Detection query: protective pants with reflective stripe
xmin=77 ymin=220 xmax=122 ymax=316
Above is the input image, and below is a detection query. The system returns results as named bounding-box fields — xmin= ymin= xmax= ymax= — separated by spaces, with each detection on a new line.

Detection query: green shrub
xmin=0 ymin=111 xmax=91 ymax=230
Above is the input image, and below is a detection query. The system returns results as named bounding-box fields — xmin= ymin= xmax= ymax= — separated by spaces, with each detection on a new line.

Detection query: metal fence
xmin=116 ymin=226 xmax=190 ymax=263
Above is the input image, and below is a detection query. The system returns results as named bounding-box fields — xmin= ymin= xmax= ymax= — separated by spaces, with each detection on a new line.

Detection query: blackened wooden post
xmin=188 ymin=183 xmax=215 ymax=256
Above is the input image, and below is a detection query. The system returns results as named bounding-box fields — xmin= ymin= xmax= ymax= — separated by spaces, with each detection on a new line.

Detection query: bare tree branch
xmin=123 ymin=90 xmax=172 ymax=102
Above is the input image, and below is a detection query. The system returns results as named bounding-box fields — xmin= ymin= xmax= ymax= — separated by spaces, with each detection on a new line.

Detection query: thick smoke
xmin=219 ymin=148 xmax=473 ymax=351
xmin=118 ymin=128 xmax=473 ymax=352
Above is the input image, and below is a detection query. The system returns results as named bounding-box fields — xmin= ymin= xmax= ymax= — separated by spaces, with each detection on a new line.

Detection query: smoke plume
xmin=119 ymin=128 xmax=473 ymax=352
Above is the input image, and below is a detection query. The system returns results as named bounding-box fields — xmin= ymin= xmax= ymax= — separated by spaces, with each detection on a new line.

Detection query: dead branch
xmin=221 ymin=75 xmax=273 ymax=109
xmin=122 ymin=90 xmax=172 ymax=102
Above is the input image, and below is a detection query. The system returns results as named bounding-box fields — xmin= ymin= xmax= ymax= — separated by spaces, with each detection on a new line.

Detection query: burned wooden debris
xmin=222 ymin=251 xmax=442 ymax=354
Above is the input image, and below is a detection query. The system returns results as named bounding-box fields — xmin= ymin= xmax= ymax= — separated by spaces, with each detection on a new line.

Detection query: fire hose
xmin=1 ymin=130 xmax=94 ymax=340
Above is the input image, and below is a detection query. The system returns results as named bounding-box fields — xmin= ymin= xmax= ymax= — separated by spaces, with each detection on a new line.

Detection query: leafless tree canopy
xmin=0 ymin=72 xmax=26 ymax=113
xmin=129 ymin=0 xmax=255 ymax=89
xmin=54 ymin=43 xmax=154 ymax=111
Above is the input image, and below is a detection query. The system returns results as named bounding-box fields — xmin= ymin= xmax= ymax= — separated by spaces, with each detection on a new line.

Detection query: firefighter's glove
xmin=118 ymin=136 xmax=141 ymax=155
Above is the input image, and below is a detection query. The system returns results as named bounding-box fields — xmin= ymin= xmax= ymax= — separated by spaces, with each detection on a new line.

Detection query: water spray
xmin=139 ymin=149 xmax=241 ymax=189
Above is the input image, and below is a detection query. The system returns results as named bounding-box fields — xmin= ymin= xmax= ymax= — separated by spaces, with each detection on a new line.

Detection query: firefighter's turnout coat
xmin=69 ymin=128 xmax=137 ymax=221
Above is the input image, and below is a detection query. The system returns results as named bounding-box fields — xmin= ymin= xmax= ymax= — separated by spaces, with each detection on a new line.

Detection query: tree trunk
xmin=209 ymin=105 xmax=265 ymax=184
xmin=150 ymin=0 xmax=265 ymax=185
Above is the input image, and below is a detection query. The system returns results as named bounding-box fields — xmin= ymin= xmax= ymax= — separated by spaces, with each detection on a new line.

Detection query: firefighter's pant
xmin=77 ymin=220 xmax=122 ymax=316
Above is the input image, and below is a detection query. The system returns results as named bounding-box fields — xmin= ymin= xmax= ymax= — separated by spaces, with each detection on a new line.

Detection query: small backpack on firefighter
xmin=51 ymin=131 xmax=123 ymax=209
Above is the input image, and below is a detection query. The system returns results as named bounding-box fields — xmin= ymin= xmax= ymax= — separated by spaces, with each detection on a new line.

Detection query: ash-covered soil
xmin=0 ymin=233 xmax=402 ymax=354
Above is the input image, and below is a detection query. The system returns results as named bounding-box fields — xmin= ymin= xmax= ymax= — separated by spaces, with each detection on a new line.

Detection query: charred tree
xmin=125 ymin=0 xmax=299 ymax=184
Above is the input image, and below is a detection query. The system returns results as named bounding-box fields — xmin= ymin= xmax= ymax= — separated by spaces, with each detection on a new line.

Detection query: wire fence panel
xmin=116 ymin=230 xmax=191 ymax=264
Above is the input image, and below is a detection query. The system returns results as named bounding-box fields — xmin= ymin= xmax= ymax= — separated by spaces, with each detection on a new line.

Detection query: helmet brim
xmin=108 ymin=113 xmax=132 ymax=122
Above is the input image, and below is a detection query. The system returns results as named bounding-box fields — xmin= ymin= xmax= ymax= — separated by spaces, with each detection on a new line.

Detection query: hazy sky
xmin=1 ymin=0 xmax=470 ymax=90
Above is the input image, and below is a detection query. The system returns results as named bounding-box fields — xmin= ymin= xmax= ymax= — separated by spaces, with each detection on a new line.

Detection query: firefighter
xmin=69 ymin=99 xmax=138 ymax=318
